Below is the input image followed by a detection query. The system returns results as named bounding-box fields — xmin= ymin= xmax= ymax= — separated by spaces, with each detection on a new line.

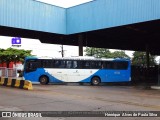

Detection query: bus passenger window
xmin=82 ymin=61 xmax=90 ymax=69
xmin=73 ymin=61 xmax=77 ymax=68
xmin=26 ymin=61 xmax=40 ymax=72
xmin=59 ymin=61 xmax=65 ymax=68
xmin=54 ymin=61 xmax=60 ymax=68
xmin=66 ymin=61 xmax=72 ymax=68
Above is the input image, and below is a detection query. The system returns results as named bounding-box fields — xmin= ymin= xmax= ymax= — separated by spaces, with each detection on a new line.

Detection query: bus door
xmin=24 ymin=60 xmax=40 ymax=82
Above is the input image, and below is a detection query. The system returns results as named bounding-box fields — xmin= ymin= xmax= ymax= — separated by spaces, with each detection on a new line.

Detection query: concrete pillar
xmin=78 ymin=34 xmax=83 ymax=56
xmin=145 ymin=44 xmax=150 ymax=88
xmin=146 ymin=44 xmax=150 ymax=69
xmin=158 ymin=60 xmax=160 ymax=85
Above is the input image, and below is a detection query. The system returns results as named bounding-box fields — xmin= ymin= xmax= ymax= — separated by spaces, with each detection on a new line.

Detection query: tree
xmin=85 ymin=47 xmax=130 ymax=59
xmin=85 ymin=47 xmax=111 ymax=58
xmin=110 ymin=51 xmax=130 ymax=59
xmin=132 ymin=51 xmax=156 ymax=66
xmin=0 ymin=48 xmax=32 ymax=67
xmin=0 ymin=48 xmax=6 ymax=64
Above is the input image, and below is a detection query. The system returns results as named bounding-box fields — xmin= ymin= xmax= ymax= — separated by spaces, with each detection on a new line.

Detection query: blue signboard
xmin=12 ymin=37 xmax=21 ymax=44
xmin=11 ymin=37 xmax=21 ymax=47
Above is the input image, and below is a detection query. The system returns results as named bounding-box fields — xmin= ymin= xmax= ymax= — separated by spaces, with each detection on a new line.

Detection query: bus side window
xmin=90 ymin=61 xmax=101 ymax=69
xmin=42 ymin=60 xmax=52 ymax=68
xmin=54 ymin=61 xmax=60 ymax=68
xmin=26 ymin=62 xmax=31 ymax=70
xmin=105 ymin=61 xmax=113 ymax=69
xmin=104 ymin=61 xmax=128 ymax=70
xmin=77 ymin=61 xmax=83 ymax=69
xmin=41 ymin=60 xmax=47 ymax=68
xmin=73 ymin=61 xmax=77 ymax=68
xmin=114 ymin=61 xmax=128 ymax=70
xmin=90 ymin=61 xmax=95 ymax=68
xmin=26 ymin=61 xmax=40 ymax=72
xmin=98 ymin=61 xmax=103 ymax=69
xmin=101 ymin=62 xmax=105 ymax=69
xmin=66 ymin=61 xmax=72 ymax=68
xmin=59 ymin=61 xmax=65 ymax=68
xmin=82 ymin=61 xmax=90 ymax=69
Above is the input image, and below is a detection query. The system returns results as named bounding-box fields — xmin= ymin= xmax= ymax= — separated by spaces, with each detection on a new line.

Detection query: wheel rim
xmin=40 ymin=77 xmax=48 ymax=84
xmin=41 ymin=78 xmax=46 ymax=83
xmin=93 ymin=79 xmax=98 ymax=84
xmin=92 ymin=77 xmax=100 ymax=85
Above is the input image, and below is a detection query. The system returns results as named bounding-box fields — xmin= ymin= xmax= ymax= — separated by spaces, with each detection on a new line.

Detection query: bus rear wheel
xmin=39 ymin=76 xmax=49 ymax=85
xmin=91 ymin=77 xmax=101 ymax=86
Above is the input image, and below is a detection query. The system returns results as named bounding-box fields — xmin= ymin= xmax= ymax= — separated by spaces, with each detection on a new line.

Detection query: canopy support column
xmin=78 ymin=34 xmax=83 ymax=56
xmin=145 ymin=44 xmax=150 ymax=89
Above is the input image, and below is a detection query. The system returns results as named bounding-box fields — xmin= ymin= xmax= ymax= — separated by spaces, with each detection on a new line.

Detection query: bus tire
xmin=39 ymin=75 xmax=49 ymax=85
xmin=91 ymin=77 xmax=101 ymax=86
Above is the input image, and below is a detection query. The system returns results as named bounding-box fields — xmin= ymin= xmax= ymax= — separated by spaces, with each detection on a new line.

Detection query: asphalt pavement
xmin=0 ymin=84 xmax=160 ymax=120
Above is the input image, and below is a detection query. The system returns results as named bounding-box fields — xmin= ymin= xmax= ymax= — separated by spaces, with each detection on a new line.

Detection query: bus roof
xmin=25 ymin=56 xmax=130 ymax=61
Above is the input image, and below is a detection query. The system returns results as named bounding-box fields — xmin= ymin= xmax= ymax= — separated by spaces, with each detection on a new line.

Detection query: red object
xmin=0 ymin=61 xmax=22 ymax=68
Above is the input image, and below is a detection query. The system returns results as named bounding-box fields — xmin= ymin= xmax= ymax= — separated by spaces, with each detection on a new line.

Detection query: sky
xmin=0 ymin=36 xmax=134 ymax=58
xmin=1 ymin=35 xmax=160 ymax=64
xmin=36 ymin=0 xmax=93 ymax=8
xmin=0 ymin=36 xmax=80 ymax=58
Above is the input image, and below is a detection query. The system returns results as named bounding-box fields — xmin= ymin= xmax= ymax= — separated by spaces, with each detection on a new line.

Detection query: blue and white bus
xmin=23 ymin=56 xmax=131 ymax=85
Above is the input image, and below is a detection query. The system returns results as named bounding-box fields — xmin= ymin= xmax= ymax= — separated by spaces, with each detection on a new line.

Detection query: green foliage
xmin=85 ymin=47 xmax=130 ymax=59
xmin=0 ymin=48 xmax=32 ymax=67
xmin=85 ymin=47 xmax=111 ymax=58
xmin=110 ymin=51 xmax=130 ymax=59
xmin=0 ymin=48 xmax=6 ymax=63
xmin=132 ymin=51 xmax=156 ymax=66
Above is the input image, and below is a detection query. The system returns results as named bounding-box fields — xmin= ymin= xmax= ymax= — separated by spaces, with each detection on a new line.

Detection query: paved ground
xmin=0 ymin=83 xmax=160 ymax=120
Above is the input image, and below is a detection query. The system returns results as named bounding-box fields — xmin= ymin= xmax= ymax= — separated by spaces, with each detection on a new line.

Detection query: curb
xmin=151 ymin=86 xmax=160 ymax=90
xmin=0 ymin=77 xmax=33 ymax=90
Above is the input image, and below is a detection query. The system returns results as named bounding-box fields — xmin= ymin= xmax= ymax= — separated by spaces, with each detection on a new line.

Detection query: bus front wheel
xmin=91 ymin=77 xmax=101 ymax=86
xmin=39 ymin=76 xmax=49 ymax=85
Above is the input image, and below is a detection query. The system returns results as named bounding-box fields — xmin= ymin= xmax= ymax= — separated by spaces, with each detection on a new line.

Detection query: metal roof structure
xmin=35 ymin=0 xmax=93 ymax=8
xmin=0 ymin=0 xmax=160 ymax=55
